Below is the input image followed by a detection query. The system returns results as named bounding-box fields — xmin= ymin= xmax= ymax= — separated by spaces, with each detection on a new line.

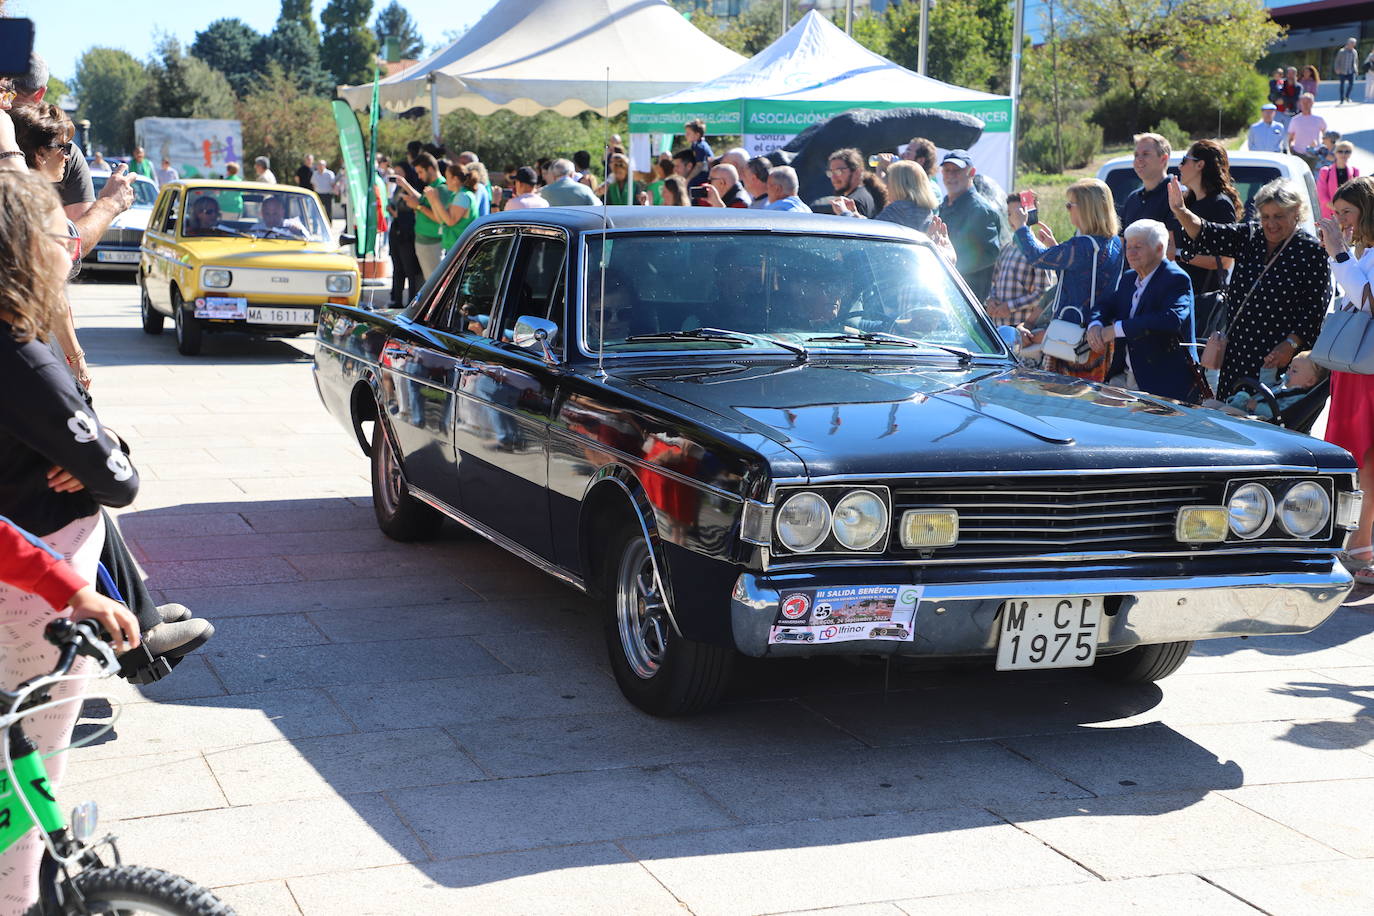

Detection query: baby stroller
xmin=1230 ymin=376 xmax=1332 ymax=435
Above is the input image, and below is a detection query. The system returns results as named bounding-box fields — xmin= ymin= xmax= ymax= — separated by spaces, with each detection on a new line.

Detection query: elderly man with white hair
xmin=764 ymin=166 xmax=811 ymax=212
xmin=539 ymin=158 xmax=599 ymax=206
xmin=1086 ymin=218 xmax=1203 ymax=402
xmin=699 ymin=163 xmax=751 ymax=207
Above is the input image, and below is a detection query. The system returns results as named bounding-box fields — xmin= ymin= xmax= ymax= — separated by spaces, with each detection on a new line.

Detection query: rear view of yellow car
xmin=139 ymin=180 xmax=362 ymax=355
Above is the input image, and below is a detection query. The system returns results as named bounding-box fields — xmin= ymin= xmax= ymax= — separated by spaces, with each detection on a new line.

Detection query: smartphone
xmin=689 ymin=186 xmax=709 ymax=201
xmin=1018 ymin=190 xmax=1036 ymax=209
xmin=1026 ymin=208 xmax=1039 ymax=226
xmin=0 ymin=19 xmax=34 ymax=78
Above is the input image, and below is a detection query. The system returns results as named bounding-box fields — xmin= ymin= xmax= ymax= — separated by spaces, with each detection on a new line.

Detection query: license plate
xmin=96 ymin=250 xmax=138 ymax=263
xmin=996 ymin=596 xmax=1101 ymax=671
xmin=247 ymin=306 xmax=315 ymax=325
xmin=196 ymin=296 xmax=247 ymax=319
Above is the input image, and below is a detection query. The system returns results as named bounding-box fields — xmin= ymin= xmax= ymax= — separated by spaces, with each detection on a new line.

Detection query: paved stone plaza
xmin=63 ymin=277 xmax=1374 ymax=914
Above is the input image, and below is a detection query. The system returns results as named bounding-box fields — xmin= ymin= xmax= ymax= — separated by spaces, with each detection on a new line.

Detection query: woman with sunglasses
xmin=1176 ymin=141 xmax=1242 ymax=326
xmin=1318 ymin=142 xmax=1361 ymax=219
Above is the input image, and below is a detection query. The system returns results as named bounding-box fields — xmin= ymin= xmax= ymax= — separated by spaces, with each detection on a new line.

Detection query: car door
xmin=452 ymin=228 xmax=566 ymax=559
xmin=380 ymin=229 xmax=517 ymax=514
xmin=144 ymin=188 xmax=180 ymax=313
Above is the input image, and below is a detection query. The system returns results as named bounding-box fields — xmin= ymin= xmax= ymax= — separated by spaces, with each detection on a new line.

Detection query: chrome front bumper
xmin=729 ymin=561 xmax=1354 ymax=658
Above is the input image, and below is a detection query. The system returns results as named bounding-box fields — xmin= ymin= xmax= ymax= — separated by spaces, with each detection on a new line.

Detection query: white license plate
xmin=996 ymin=596 xmax=1102 ymax=671
xmin=247 ymin=306 xmax=316 ymax=325
xmin=196 ymin=296 xmax=247 ymax=319
xmin=96 ymin=250 xmax=139 ymax=263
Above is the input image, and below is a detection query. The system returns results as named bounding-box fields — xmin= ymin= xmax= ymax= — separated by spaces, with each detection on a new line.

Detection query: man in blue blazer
xmin=1085 ymin=218 xmax=1202 ymax=402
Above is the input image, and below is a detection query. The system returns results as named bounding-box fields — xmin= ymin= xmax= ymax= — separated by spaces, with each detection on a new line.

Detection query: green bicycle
xmin=3 ymin=618 xmax=232 ymax=915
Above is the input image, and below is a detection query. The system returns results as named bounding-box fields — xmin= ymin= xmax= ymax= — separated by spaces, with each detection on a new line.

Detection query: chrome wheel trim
xmin=615 ymin=537 xmax=668 ymax=679
xmin=173 ymin=295 xmax=185 ymax=342
xmin=377 ymin=427 xmax=405 ymax=516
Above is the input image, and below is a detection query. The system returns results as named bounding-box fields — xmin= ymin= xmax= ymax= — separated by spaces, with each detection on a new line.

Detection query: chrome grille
xmin=98 ymin=228 xmax=143 ymax=247
xmin=888 ymin=474 xmax=1226 ymax=558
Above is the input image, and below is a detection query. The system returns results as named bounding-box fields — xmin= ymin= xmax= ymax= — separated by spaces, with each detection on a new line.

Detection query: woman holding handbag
xmin=1176 ymin=140 xmax=1241 ymax=341
xmin=1170 ymin=176 xmax=1330 ymax=397
xmin=1008 ymin=178 xmax=1123 ymax=381
xmin=1317 ymin=177 xmax=1374 ymax=582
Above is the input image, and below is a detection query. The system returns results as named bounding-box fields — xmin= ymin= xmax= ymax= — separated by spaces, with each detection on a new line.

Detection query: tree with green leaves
xmin=138 ymin=35 xmax=237 ymax=121
xmin=373 ymin=1 xmax=425 ymax=60
xmin=321 ymin=0 xmax=380 ymax=87
xmin=1059 ymin=0 xmax=1282 ymax=133
xmin=258 ymin=20 xmax=335 ymax=96
xmin=73 ymin=47 xmax=150 ymax=152
xmin=881 ymin=0 xmax=1011 ymax=93
xmin=278 ymin=0 xmax=320 ymax=43
xmin=237 ymin=62 xmax=339 ymax=174
xmin=192 ymin=18 xmax=262 ymax=98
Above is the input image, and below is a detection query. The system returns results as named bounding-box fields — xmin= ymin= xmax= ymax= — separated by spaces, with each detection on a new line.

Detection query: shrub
xmin=1093 ymin=71 xmax=1269 ymax=143
xmin=1151 ymin=118 xmax=1189 ymax=152
xmin=1019 ymin=119 xmax=1103 ymax=174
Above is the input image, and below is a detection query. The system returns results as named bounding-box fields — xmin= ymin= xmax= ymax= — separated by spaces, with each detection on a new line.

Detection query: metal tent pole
xmin=918 ymin=0 xmax=930 ymax=75
xmin=1008 ymin=0 xmax=1026 ymax=183
xmin=429 ymin=75 xmax=440 ymax=147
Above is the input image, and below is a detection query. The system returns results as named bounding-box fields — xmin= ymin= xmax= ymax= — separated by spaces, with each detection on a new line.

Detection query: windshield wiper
xmin=805 ymin=330 xmax=973 ymax=363
xmin=622 ymin=327 xmax=807 ymax=361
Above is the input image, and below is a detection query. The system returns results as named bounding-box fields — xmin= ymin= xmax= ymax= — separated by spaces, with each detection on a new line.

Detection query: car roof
xmin=1096 ymin=150 xmax=1307 ymax=171
xmin=93 ymin=171 xmax=156 ymax=187
xmin=468 ymin=205 xmax=928 ymax=242
xmin=156 ymin=179 xmax=313 ymax=192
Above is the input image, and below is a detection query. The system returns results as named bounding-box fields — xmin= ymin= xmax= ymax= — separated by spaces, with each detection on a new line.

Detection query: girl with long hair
xmin=1177 ymin=139 xmax=1242 ymax=310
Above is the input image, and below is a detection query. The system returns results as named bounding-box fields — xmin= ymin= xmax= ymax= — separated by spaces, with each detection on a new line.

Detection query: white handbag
xmin=1311 ymin=283 xmax=1374 ymax=374
xmin=1041 ymin=236 xmax=1100 ymax=365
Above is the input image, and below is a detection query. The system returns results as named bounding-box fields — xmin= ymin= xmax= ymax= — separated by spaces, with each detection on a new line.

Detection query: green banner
xmin=331 ymin=99 xmax=368 ymax=257
xmin=743 ymin=98 xmax=1014 ymax=133
xmin=627 ymin=100 xmax=743 ymax=134
xmin=363 ymin=68 xmax=380 ymax=257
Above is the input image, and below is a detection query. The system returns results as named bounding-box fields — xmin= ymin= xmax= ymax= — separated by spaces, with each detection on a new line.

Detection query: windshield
xmin=581 ymin=233 xmax=1000 ymax=356
xmin=94 ymin=175 xmax=157 ymax=207
xmin=179 ymin=188 xmax=330 ymax=241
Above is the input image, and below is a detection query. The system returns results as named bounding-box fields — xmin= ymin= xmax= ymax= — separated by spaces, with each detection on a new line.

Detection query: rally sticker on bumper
xmin=768 ymin=585 xmax=923 ymax=645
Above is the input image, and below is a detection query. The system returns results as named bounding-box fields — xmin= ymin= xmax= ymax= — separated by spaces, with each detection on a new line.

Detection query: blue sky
xmin=11 ymin=0 xmax=501 ymax=82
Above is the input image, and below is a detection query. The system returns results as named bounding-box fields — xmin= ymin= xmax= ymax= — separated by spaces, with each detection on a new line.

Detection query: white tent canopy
xmin=628 ymin=11 xmax=1014 ymax=188
xmin=339 ymin=0 xmax=746 ymax=117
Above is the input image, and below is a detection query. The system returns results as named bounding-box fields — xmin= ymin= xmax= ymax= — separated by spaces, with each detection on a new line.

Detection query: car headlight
xmin=831 ymin=490 xmax=888 ymax=550
xmin=326 ymin=273 xmax=354 ymax=293
xmin=1277 ymin=481 xmax=1330 ymax=538
xmin=900 ymin=509 xmax=959 ymax=548
xmin=202 ymin=268 xmax=231 ymax=288
xmin=1228 ymin=483 xmax=1274 ymax=539
xmin=776 ymin=491 xmax=831 ymax=553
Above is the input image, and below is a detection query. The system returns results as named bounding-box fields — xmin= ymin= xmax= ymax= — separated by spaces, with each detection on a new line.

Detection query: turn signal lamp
xmin=1176 ymin=507 xmax=1229 ymax=544
xmin=1336 ymin=490 xmax=1363 ymax=531
xmin=900 ymin=509 xmax=958 ymax=549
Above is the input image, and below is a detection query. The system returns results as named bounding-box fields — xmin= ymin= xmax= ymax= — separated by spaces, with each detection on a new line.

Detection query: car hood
xmin=178 ymin=240 xmax=356 ymax=271
xmin=610 ymin=360 xmax=1343 ymax=478
xmin=108 ymin=207 xmax=151 ymax=233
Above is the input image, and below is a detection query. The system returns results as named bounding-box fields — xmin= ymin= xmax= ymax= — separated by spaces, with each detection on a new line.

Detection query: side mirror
xmin=512 ymin=315 xmax=560 ymax=363
xmin=339 ymin=232 xmax=357 ymax=247
xmin=996 ymin=325 xmax=1021 ymax=354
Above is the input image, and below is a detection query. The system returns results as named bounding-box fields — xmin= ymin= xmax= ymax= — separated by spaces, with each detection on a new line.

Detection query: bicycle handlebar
xmin=0 ymin=620 xmax=119 ymax=712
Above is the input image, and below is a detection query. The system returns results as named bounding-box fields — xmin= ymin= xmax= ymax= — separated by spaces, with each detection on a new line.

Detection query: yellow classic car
xmin=139 ymin=180 xmax=362 ymax=355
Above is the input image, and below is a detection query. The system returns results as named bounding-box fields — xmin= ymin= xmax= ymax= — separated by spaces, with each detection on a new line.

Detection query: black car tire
xmin=139 ymin=282 xmax=164 ymax=335
xmin=370 ymin=417 xmax=443 ymax=541
xmin=601 ymin=521 xmax=733 ymax=716
xmin=172 ymin=289 xmax=202 ymax=356
xmin=1092 ymin=640 xmax=1194 ymax=683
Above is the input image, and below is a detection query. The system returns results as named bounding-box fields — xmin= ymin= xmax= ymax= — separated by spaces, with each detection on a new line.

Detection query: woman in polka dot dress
xmin=1169 ymin=176 xmax=1331 ymax=397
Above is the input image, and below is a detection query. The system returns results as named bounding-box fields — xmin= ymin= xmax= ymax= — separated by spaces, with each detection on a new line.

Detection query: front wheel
xmin=1092 ymin=640 xmax=1194 ymax=683
xmin=601 ymin=522 xmax=733 ymax=716
xmin=370 ymin=417 xmax=443 ymax=541
xmin=172 ymin=290 xmax=202 ymax=356
xmin=26 ymin=864 xmax=234 ymax=915
xmin=139 ymin=282 xmax=164 ymax=335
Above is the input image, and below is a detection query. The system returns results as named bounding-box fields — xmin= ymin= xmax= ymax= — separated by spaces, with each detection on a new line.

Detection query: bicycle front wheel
xmin=28 ymin=865 xmax=235 ymax=915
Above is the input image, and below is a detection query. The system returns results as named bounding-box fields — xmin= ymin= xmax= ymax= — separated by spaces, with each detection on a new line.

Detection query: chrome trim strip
xmin=762 ymin=544 xmax=1343 ymax=568
xmin=139 ymin=246 xmax=190 ymax=269
xmin=549 ymin=425 xmax=744 ymax=504
xmin=771 ymin=466 xmax=1349 ymax=492
xmin=313 ymin=340 xmax=370 ymax=363
xmin=408 ymin=486 xmax=586 ymax=593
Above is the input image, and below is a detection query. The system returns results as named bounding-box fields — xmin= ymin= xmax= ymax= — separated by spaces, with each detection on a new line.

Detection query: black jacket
xmin=0 ymin=324 xmax=139 ymax=536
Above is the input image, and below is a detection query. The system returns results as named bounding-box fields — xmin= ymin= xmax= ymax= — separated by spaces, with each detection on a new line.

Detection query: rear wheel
xmin=601 ymin=521 xmax=733 ymax=716
xmin=172 ymin=289 xmax=202 ymax=356
xmin=139 ymin=282 xmax=164 ymax=335
xmin=1093 ymin=640 xmax=1194 ymax=683
xmin=370 ymin=417 xmax=443 ymax=541
xmin=25 ymin=864 xmax=233 ymax=915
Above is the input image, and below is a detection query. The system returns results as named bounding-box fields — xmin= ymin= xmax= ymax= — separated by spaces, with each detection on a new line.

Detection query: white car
xmin=1095 ymin=150 xmax=1318 ymax=238
xmin=82 ymin=173 xmax=159 ymax=273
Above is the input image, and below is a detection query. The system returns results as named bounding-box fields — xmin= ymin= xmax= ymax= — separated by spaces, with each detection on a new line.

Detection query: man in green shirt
xmin=128 ymin=146 xmax=155 ymax=181
xmin=403 ymin=152 xmax=450 ymax=280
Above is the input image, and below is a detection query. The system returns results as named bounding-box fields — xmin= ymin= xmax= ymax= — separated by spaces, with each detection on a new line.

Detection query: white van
xmin=1094 ymin=150 xmax=1319 ymax=237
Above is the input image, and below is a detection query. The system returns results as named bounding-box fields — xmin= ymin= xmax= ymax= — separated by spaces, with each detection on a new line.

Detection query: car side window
xmin=149 ymin=193 xmax=169 ymax=233
xmin=496 ymin=234 xmax=567 ymax=344
xmin=433 ymin=233 xmax=513 ymax=336
xmin=161 ymin=190 xmax=181 ymax=234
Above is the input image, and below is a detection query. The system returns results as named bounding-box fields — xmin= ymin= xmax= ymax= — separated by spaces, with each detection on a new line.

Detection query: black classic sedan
xmin=313 ymin=208 xmax=1359 ymax=716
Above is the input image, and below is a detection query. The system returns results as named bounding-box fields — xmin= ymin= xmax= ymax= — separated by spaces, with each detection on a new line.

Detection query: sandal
xmin=1355 ymin=566 xmax=1374 ymax=586
xmin=1339 ymin=547 xmax=1374 ymax=573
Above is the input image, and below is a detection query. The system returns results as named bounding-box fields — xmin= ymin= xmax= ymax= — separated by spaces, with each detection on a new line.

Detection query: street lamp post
xmin=918 ymin=0 xmax=930 ymax=75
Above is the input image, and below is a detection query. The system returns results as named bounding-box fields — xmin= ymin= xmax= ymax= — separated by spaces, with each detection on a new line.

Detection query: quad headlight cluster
xmin=1176 ymin=478 xmax=1345 ymax=544
xmin=774 ymin=488 xmax=891 ymax=553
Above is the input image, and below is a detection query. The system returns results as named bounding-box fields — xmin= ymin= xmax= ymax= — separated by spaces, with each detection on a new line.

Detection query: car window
xmin=160 ymin=190 xmax=180 ymax=234
xmin=496 ymin=234 xmax=566 ymax=345
xmin=178 ymin=188 xmax=329 ymax=241
xmin=432 ymin=234 xmax=514 ymax=336
xmin=582 ymin=232 xmax=1000 ymax=355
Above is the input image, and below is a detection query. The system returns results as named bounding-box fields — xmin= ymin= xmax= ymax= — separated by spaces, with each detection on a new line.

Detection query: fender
xmin=579 ymin=464 xmax=683 ymax=638
xmin=348 ymin=372 xmax=382 ymax=456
